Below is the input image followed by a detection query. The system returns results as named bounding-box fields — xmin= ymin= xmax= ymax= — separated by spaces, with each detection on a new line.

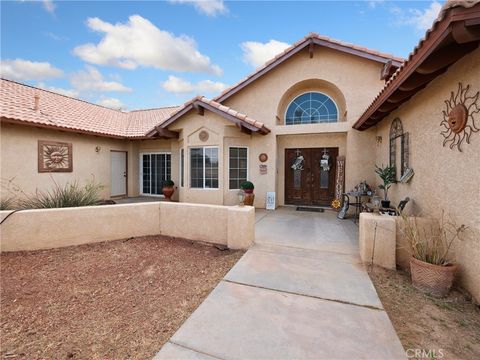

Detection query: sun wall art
xmin=38 ymin=140 xmax=73 ymax=172
xmin=440 ymin=83 xmax=479 ymax=152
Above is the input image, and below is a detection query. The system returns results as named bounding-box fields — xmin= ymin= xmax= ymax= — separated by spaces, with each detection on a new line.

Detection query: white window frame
xmin=228 ymin=146 xmax=249 ymax=190
xmin=284 ymin=91 xmax=339 ymax=125
xmin=189 ymin=146 xmax=219 ymax=190
xmin=139 ymin=151 xmax=171 ymax=197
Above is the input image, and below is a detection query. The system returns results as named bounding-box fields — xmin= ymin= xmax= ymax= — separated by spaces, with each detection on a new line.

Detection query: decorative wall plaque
xmin=38 ymin=140 xmax=72 ymax=172
xmin=333 ymin=156 xmax=346 ymax=210
xmin=258 ymin=153 xmax=268 ymax=162
xmin=259 ymin=164 xmax=267 ymax=175
xmin=199 ymin=130 xmax=209 ymax=142
xmin=441 ymin=83 xmax=479 ymax=152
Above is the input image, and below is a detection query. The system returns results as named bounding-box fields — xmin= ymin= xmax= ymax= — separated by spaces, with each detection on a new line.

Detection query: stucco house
xmin=1 ymin=1 xmax=479 ymax=300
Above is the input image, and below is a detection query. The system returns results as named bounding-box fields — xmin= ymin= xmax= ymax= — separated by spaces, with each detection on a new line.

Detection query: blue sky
xmin=1 ymin=0 xmax=444 ymax=110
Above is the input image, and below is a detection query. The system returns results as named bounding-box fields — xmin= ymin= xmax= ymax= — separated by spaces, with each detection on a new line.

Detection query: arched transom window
xmin=285 ymin=92 xmax=338 ymax=125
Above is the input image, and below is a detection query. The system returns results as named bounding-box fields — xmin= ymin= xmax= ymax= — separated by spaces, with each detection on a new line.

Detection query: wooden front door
xmin=285 ymin=148 xmax=338 ymax=206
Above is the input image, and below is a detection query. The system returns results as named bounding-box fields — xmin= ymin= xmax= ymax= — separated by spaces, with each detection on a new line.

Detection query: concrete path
xmin=154 ymin=207 xmax=405 ymax=360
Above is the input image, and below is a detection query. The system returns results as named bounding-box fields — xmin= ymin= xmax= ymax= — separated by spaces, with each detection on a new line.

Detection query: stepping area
xmin=154 ymin=207 xmax=405 ymax=360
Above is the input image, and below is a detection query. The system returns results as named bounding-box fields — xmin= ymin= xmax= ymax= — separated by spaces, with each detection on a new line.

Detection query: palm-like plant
xmin=375 ymin=164 xmax=396 ymax=201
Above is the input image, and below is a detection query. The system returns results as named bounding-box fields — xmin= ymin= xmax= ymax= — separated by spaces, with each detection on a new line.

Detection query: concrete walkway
xmin=154 ymin=207 xmax=405 ymax=360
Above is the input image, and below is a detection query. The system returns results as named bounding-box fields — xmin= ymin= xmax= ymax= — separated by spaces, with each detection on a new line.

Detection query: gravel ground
xmin=0 ymin=236 xmax=244 ymax=360
xmin=369 ymin=266 xmax=480 ymax=360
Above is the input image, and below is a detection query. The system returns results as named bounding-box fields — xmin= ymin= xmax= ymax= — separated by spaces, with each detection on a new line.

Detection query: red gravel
xmin=0 ymin=236 xmax=243 ymax=360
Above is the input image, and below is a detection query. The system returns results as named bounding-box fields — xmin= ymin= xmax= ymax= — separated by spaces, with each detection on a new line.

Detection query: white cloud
xmin=393 ymin=1 xmax=442 ymax=31
xmin=97 ymin=96 xmax=125 ymax=110
xmin=161 ymin=75 xmax=227 ymax=94
xmin=37 ymin=82 xmax=79 ymax=98
xmin=368 ymin=0 xmax=385 ymax=9
xmin=241 ymin=39 xmax=290 ymax=68
xmin=70 ymin=66 xmax=132 ymax=93
xmin=73 ymin=15 xmax=222 ymax=75
xmin=0 ymin=59 xmax=63 ymax=81
xmin=170 ymin=0 xmax=227 ymax=16
xmin=42 ymin=0 xmax=55 ymax=14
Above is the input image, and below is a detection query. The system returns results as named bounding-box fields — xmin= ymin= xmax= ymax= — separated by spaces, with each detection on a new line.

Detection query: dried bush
xmin=399 ymin=210 xmax=467 ymax=266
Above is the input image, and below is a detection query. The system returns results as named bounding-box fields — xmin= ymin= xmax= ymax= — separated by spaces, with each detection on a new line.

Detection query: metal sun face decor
xmin=38 ymin=140 xmax=72 ymax=172
xmin=441 ymin=83 xmax=479 ymax=152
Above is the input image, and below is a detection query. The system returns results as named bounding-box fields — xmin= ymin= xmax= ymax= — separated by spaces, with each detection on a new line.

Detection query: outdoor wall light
xmin=237 ymin=189 xmax=246 ymax=206
xmin=95 ymin=146 xmax=101 ymax=153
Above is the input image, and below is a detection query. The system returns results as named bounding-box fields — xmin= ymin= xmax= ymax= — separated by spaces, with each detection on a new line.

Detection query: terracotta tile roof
xmin=149 ymin=96 xmax=270 ymax=136
xmin=215 ymin=32 xmax=404 ymax=102
xmin=0 ymin=78 xmax=180 ymax=138
xmin=354 ymin=0 xmax=480 ymax=130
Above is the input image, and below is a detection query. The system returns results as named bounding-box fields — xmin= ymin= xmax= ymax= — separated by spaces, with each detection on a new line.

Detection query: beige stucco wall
xmin=220 ymin=46 xmax=386 ymax=202
xmin=372 ymin=48 xmax=480 ymax=302
xmin=0 ymin=202 xmax=255 ymax=251
xmin=0 ymin=123 xmax=129 ymax=199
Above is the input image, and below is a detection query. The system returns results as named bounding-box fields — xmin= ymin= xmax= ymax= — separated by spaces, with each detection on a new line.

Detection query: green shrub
xmin=163 ymin=179 xmax=174 ymax=187
xmin=19 ymin=181 xmax=103 ymax=209
xmin=240 ymin=181 xmax=254 ymax=191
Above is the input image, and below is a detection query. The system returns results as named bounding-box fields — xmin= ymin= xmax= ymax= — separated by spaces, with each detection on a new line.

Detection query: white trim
xmin=227 ymin=146 xmax=249 ymax=190
xmin=189 ymin=146 xmax=219 ymax=190
xmin=139 ymin=151 xmax=171 ymax=196
xmin=284 ymin=91 xmax=339 ymax=125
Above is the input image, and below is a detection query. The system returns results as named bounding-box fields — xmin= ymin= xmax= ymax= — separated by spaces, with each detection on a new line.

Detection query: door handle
xmin=123 ymin=172 xmax=127 ymax=177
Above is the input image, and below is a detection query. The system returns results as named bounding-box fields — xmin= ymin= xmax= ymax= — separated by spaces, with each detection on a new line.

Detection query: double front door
xmin=285 ymin=148 xmax=338 ymax=206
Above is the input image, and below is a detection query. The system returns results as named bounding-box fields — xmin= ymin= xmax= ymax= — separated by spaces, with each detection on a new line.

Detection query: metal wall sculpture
xmin=441 ymin=83 xmax=479 ymax=152
xmin=390 ymin=118 xmax=409 ymax=181
xmin=38 ymin=140 xmax=73 ymax=172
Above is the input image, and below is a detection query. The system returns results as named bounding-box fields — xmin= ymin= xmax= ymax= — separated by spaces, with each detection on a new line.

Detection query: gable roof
xmin=214 ymin=32 xmax=404 ymax=103
xmin=354 ymin=0 xmax=480 ymax=130
xmin=146 ymin=96 xmax=270 ymax=137
xmin=0 ymin=78 xmax=181 ymax=139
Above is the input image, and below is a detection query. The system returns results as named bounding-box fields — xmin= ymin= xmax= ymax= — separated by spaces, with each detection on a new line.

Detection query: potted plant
xmin=162 ymin=179 xmax=175 ymax=201
xmin=375 ymin=164 xmax=396 ymax=208
xmin=400 ymin=211 xmax=467 ymax=297
xmin=240 ymin=181 xmax=255 ymax=206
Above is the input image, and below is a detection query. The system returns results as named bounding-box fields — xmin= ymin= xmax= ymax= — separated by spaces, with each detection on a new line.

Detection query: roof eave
xmin=354 ymin=4 xmax=480 ymax=131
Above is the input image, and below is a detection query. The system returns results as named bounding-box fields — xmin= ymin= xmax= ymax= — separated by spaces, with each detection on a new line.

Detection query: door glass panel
xmin=294 ymin=169 xmax=301 ymax=189
xmin=320 ymin=168 xmax=329 ymax=189
xmin=142 ymin=153 xmax=170 ymax=195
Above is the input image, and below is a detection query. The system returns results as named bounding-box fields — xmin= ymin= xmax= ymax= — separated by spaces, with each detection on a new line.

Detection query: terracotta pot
xmin=410 ymin=257 xmax=458 ymax=297
xmin=244 ymin=192 xmax=255 ymax=206
xmin=162 ymin=187 xmax=175 ymax=201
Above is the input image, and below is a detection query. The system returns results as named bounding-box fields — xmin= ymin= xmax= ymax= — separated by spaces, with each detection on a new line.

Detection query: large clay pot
xmin=162 ymin=187 xmax=175 ymax=201
xmin=410 ymin=257 xmax=458 ymax=297
xmin=243 ymin=189 xmax=255 ymax=206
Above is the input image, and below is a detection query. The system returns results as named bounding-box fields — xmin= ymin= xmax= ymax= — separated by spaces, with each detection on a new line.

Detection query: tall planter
xmin=410 ymin=257 xmax=458 ymax=297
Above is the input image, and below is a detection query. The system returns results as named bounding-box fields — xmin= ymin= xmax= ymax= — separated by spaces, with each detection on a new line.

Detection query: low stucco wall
xmin=359 ymin=213 xmax=479 ymax=303
xmin=0 ymin=202 xmax=254 ymax=252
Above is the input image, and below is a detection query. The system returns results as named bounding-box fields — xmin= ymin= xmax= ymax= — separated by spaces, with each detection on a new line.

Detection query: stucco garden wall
xmin=0 ymin=123 xmax=129 ymax=199
xmin=372 ymin=48 xmax=480 ymax=302
xmin=0 ymin=202 xmax=255 ymax=252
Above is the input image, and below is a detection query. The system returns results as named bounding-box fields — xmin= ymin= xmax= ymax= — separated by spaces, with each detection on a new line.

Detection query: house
xmin=1 ymin=1 xmax=479 ymax=300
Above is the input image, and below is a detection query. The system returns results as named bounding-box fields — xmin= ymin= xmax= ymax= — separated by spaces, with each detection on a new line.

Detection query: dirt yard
xmin=0 ymin=236 xmax=244 ymax=360
xmin=369 ymin=266 xmax=480 ymax=360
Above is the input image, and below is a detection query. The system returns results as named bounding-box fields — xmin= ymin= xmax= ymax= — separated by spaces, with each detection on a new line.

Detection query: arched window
xmin=285 ymin=92 xmax=338 ymax=125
